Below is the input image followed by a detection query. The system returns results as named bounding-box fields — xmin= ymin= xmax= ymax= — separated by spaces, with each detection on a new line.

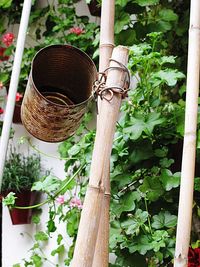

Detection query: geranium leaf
xmin=160 ymin=169 xmax=180 ymax=191
xmin=152 ymin=211 xmax=177 ymax=229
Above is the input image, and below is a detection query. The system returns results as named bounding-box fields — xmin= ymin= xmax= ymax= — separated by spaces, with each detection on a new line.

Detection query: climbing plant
xmin=3 ymin=0 xmax=200 ymax=266
xmin=58 ymin=31 xmax=187 ymax=266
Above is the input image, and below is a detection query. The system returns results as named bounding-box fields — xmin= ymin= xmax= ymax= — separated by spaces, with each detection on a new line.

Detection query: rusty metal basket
xmin=21 ymin=44 xmax=97 ymax=142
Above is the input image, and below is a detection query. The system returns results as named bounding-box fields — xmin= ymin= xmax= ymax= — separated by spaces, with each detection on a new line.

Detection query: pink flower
xmin=69 ymin=27 xmax=85 ymax=36
xmin=0 ymin=47 xmax=9 ymax=61
xmin=0 ymin=107 xmax=4 ymax=114
xmin=2 ymin=32 xmax=14 ymax=47
xmin=15 ymin=92 xmax=23 ymax=102
xmin=0 ymin=81 xmax=3 ymax=89
xmin=56 ymin=195 xmax=65 ymax=205
xmin=70 ymin=196 xmax=83 ymax=209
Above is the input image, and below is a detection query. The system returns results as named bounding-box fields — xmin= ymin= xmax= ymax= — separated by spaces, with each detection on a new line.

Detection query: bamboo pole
xmin=71 ymin=45 xmax=129 ymax=267
xmin=0 ymin=0 xmax=32 ymax=191
xmin=99 ymin=0 xmax=115 ymax=74
xmin=174 ymin=1 xmax=200 ymax=266
xmin=92 ymin=1 xmax=115 ymax=266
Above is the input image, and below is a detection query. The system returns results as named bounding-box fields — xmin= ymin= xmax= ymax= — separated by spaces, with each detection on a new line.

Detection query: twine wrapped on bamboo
xmin=174 ymin=0 xmax=200 ymax=266
xmin=92 ymin=0 xmax=115 ymax=266
xmin=71 ymin=46 xmax=129 ymax=267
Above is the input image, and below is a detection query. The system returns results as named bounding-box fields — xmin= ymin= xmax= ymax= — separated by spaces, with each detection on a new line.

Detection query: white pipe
xmin=0 ymin=0 xmax=32 ymax=191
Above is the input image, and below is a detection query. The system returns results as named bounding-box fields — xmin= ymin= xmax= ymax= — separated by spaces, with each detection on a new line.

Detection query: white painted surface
xmin=2 ymin=124 xmax=68 ymax=266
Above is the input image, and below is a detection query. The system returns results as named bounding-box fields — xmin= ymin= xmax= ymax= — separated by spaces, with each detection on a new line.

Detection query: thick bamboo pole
xmin=99 ymin=0 xmax=115 ymax=73
xmin=174 ymin=1 xmax=200 ymax=266
xmin=92 ymin=1 xmax=115 ymax=266
xmin=71 ymin=46 xmax=129 ymax=267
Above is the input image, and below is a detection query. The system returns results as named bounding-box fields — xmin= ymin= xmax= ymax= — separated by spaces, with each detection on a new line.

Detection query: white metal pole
xmin=0 ymin=0 xmax=32 ymax=191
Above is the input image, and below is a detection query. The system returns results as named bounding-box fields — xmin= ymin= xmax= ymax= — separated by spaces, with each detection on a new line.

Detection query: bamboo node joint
xmin=88 ymin=184 xmax=105 ymax=193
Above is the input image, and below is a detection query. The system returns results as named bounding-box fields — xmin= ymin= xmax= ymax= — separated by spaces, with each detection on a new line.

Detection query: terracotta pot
xmin=3 ymin=190 xmax=38 ymax=225
xmin=5 ymin=86 xmax=23 ymax=124
xmin=13 ymin=102 xmax=22 ymax=124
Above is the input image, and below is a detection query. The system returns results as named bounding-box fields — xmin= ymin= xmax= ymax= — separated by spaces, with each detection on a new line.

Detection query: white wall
xmin=2 ymin=124 xmax=68 ymax=266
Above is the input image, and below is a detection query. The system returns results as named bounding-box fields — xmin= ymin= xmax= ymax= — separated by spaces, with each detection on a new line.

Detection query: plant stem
xmin=144 ymin=196 xmax=152 ymax=235
xmin=14 ymin=164 xmax=85 ymax=210
xmin=25 ymin=137 xmax=77 ymax=161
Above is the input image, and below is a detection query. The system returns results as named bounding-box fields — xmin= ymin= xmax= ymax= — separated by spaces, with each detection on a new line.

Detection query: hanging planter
xmin=2 ymin=147 xmax=43 ymax=225
xmin=6 ymin=88 xmax=23 ymax=124
xmin=13 ymin=102 xmax=22 ymax=124
xmin=21 ymin=44 xmax=97 ymax=143
xmin=87 ymin=0 xmax=101 ymax=17
xmin=12 ymin=92 xmax=23 ymax=124
xmin=4 ymin=190 xmax=38 ymax=225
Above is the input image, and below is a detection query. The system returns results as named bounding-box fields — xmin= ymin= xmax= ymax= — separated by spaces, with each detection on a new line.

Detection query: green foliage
xmin=2 ymin=147 xmax=42 ymax=192
xmin=2 ymin=192 xmax=16 ymax=208
xmin=194 ymin=178 xmax=200 ymax=192
xmin=57 ymin=31 xmax=187 ymax=266
xmin=31 ymin=175 xmax=62 ymax=194
xmin=34 ymin=231 xmax=49 ymax=242
xmin=5 ymin=0 xmax=199 ymax=266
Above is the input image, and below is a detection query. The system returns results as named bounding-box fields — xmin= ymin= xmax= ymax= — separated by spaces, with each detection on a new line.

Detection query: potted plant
xmin=87 ymin=0 xmax=101 ymax=17
xmin=1 ymin=147 xmax=43 ymax=224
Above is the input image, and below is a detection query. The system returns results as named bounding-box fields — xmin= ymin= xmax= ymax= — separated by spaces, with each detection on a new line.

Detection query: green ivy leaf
xmin=129 ymin=141 xmax=154 ymax=164
xmin=151 ymin=69 xmax=185 ymax=87
xmin=139 ymin=176 xmax=164 ymax=201
xmin=160 ymin=56 xmax=176 ymax=65
xmin=31 ymin=254 xmax=42 ymax=267
xmin=66 ymin=209 xmax=80 ymax=237
xmin=159 ymin=169 xmax=180 ymax=191
xmin=194 ymin=177 xmax=200 ymax=192
xmin=32 ymin=214 xmax=40 ymax=225
xmin=159 ymin=9 xmax=178 ymax=22
xmin=145 ymin=112 xmax=165 ymax=134
xmin=57 ymin=234 xmax=63 ymax=245
xmin=0 ymin=0 xmax=12 ymax=8
xmin=34 ymin=231 xmax=48 ymax=242
xmin=115 ymin=29 xmax=137 ymax=46
xmin=123 ymin=191 xmax=140 ymax=211
xmin=159 ymin=158 xmax=174 ymax=168
xmin=124 ymin=113 xmax=164 ymax=140
xmin=134 ymin=0 xmax=159 ymax=6
xmin=151 ymin=230 xmax=169 ymax=252
xmin=0 ymin=73 xmax=9 ymax=83
xmin=47 ymin=219 xmax=57 ymax=233
xmin=68 ymin=144 xmax=81 ymax=156
xmin=116 ymin=0 xmax=128 ymax=7
xmin=129 ymin=235 xmax=153 ymax=254
xmin=152 ymin=211 xmax=177 ymax=229
xmin=115 ymin=12 xmax=130 ymax=34
xmin=51 ymin=244 xmax=65 ymax=256
xmin=154 ymin=147 xmax=168 ymax=158
xmin=2 ymin=192 xmax=17 ymax=208
xmin=109 ymin=227 xmax=124 ymax=249
xmin=112 ymin=191 xmax=139 ymax=215
xmin=111 ymin=173 xmax=135 ymax=189
xmin=31 ymin=175 xmax=61 ymax=193
xmin=123 ymin=117 xmax=146 ymax=140
xmin=121 ymin=209 xmax=148 ymax=235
